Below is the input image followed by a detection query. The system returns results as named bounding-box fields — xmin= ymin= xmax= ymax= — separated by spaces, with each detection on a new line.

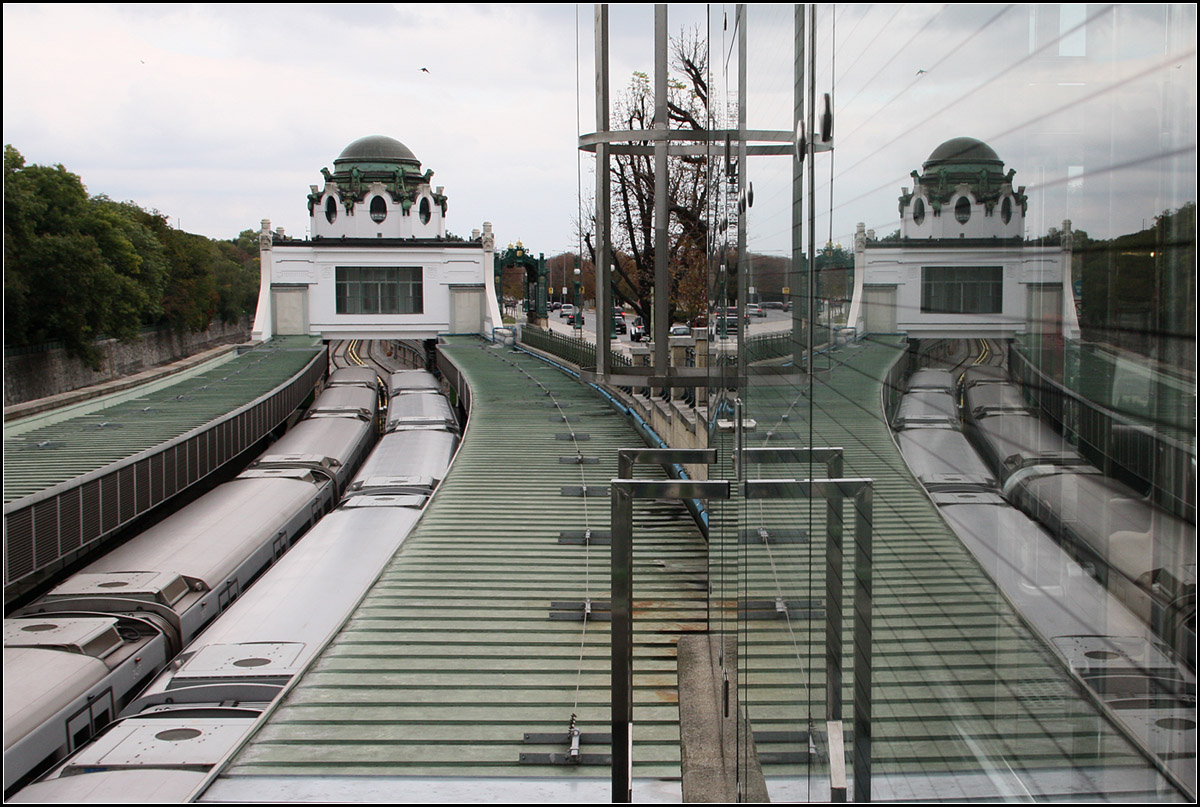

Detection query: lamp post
xmin=573 ymin=265 xmax=583 ymax=331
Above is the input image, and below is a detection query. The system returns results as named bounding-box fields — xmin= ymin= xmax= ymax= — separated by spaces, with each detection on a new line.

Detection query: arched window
xmin=1001 ymin=196 xmax=1012 ymax=224
xmin=912 ymin=197 xmax=925 ymax=226
xmin=955 ymin=196 xmax=971 ymax=224
xmin=325 ymin=196 xmax=337 ymax=224
xmin=419 ymin=197 xmax=432 ymax=225
xmin=370 ymin=196 xmax=388 ymax=224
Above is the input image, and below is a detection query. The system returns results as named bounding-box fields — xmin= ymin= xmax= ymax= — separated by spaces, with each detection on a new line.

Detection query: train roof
xmin=9 ymin=767 xmax=210 ymax=803
xmin=349 ymin=429 xmax=458 ymax=488
xmin=126 ymin=505 xmax=422 ymax=712
xmin=894 ymin=389 xmax=959 ymax=428
xmin=389 ymin=369 xmax=440 ymax=394
xmin=1016 ymin=471 xmax=1197 ymax=579
xmin=898 ymin=428 xmax=996 ymax=489
xmin=64 ymin=478 xmax=323 ymax=590
xmin=325 ymin=367 xmax=379 ymax=388
xmin=386 ymin=392 xmax=458 ymax=433
xmin=972 ymin=412 xmax=1084 ymax=473
xmin=963 ymin=365 xmax=1010 ymax=386
xmin=907 ymin=369 xmax=956 ymax=392
xmin=3 ymin=646 xmax=110 ymax=754
xmin=965 ymin=382 xmax=1030 ymax=417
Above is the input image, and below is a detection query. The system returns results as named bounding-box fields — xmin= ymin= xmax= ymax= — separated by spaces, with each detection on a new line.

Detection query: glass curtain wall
xmin=705 ymin=4 xmax=1195 ymax=802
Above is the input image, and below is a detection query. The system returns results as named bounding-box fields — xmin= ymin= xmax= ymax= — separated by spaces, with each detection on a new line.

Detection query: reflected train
xmin=893 ymin=366 xmax=1196 ymax=796
xmin=3 ymin=367 xmax=381 ymax=796
xmin=10 ymin=369 xmax=460 ymax=802
xmin=959 ymin=365 xmax=1196 ymax=667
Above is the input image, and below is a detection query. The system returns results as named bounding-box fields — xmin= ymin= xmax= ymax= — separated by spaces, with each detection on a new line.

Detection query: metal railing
xmin=519 ymin=326 xmax=596 ymax=369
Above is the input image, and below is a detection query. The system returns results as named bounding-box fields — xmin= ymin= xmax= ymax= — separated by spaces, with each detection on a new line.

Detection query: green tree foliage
xmin=4 ymin=146 xmax=261 ymax=366
xmin=1074 ymin=204 xmax=1194 ymax=364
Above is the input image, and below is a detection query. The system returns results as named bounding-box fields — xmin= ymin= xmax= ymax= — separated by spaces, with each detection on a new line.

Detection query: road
xmin=541 ymin=306 xmax=804 ymax=356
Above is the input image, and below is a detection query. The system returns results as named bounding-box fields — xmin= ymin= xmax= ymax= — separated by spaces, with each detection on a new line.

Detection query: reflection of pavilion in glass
xmin=847 ymin=137 xmax=1080 ymax=340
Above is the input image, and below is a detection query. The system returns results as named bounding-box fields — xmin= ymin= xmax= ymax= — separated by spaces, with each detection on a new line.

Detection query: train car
xmin=10 ymin=382 xmax=460 ymax=803
xmin=962 ymin=364 xmax=1010 ymax=387
xmin=386 ymin=389 xmax=459 ymax=433
xmin=323 ymin=366 xmax=379 ymax=389
xmin=389 ymin=368 xmax=441 ymax=395
xmin=895 ymin=373 xmax=1196 ymax=793
xmin=933 ymin=490 xmax=1196 ymax=795
xmin=1007 ymin=466 xmax=1197 ymax=667
xmin=897 ymin=427 xmax=997 ymax=492
xmin=963 ymin=381 xmax=1031 ymax=420
xmin=894 ymin=389 xmax=960 ymax=429
xmin=906 ymin=368 xmax=956 ymax=393
xmin=968 ymin=410 xmax=1088 ymax=483
xmin=2 ymin=368 xmax=378 ymax=795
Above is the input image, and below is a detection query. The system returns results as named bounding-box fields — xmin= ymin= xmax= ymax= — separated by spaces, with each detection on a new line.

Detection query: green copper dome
xmin=334 ymin=135 xmax=420 ymax=170
xmin=923 ymin=137 xmax=1003 ymax=171
xmin=899 ymin=137 xmax=1025 ymax=224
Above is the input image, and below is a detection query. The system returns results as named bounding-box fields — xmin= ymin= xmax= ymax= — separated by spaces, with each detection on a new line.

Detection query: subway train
xmin=2 ymin=367 xmax=381 ymax=796
xmin=959 ymin=365 xmax=1196 ymax=667
xmin=10 ymin=368 xmax=460 ymax=802
xmin=893 ymin=368 xmax=1196 ymax=797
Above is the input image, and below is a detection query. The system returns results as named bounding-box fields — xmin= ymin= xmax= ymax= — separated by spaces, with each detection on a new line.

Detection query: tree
xmin=4 ymin=145 xmax=262 ymax=365
xmin=583 ymin=30 xmax=714 ymax=329
xmin=4 ymin=146 xmax=165 ymax=365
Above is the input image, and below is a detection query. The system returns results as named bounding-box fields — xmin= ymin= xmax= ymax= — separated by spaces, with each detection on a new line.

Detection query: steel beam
xmin=610 ymin=475 xmax=730 ymax=803
xmin=743 ymin=474 xmax=873 ymax=802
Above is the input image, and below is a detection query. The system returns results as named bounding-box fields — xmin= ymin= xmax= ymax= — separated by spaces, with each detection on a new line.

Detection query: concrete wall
xmin=4 ymin=318 xmax=251 ymax=407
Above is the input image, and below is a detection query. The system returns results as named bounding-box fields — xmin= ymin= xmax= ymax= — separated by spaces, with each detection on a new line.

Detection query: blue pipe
xmin=514 ymin=345 xmax=710 ymax=531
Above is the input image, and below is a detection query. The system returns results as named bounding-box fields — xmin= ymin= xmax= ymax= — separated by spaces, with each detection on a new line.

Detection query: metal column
xmin=610 ymin=448 xmax=727 ymax=803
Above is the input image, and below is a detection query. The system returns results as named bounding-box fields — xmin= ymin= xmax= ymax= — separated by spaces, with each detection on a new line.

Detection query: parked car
xmin=670 ymin=324 xmax=692 ymax=336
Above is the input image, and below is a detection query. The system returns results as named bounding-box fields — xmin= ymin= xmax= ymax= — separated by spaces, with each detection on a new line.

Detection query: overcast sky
xmin=5 ymin=4 xmax=1195 ymax=254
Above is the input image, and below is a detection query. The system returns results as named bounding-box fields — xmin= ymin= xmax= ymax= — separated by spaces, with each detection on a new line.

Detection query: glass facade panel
xmin=691 ymin=4 xmax=1195 ymax=803
xmin=335 ymin=267 xmax=422 ymax=315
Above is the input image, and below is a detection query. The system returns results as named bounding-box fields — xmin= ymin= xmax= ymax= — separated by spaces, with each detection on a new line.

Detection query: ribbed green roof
xmin=217 ymin=340 xmax=707 ymax=784
xmin=211 ymin=337 xmax=1172 ymax=800
xmin=3 ymin=338 xmax=324 ymax=506
xmin=729 ymin=338 xmax=1166 ymax=797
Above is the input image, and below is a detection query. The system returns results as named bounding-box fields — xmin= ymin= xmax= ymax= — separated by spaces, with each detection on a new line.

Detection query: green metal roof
xmin=3 ymin=337 xmax=325 ymax=506
xmin=215 ymin=339 xmax=707 ymax=787
xmin=727 ymin=338 xmax=1175 ymax=798
xmin=209 ymin=336 xmax=1178 ymax=800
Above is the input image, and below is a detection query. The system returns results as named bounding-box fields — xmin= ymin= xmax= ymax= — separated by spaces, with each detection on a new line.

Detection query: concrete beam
xmin=677 ymin=633 xmax=769 ymax=802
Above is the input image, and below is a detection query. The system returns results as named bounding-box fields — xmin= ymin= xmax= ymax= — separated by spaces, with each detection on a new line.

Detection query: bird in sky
xmin=916 ymin=69 xmax=927 ymax=75
xmin=420 ymin=67 xmax=430 ymax=74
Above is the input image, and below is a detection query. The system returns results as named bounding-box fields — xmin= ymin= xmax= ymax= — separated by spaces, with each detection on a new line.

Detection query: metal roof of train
xmin=204 ymin=337 xmax=1179 ymax=801
xmin=3 ymin=337 xmax=325 ymax=505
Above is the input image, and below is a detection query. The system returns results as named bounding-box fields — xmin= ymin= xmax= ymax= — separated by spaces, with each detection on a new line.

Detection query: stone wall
xmin=4 ymin=318 xmax=251 ymax=407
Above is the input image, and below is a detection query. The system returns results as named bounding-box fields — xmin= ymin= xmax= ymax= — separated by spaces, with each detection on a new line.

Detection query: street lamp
xmin=573 ymin=265 xmax=583 ymax=331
